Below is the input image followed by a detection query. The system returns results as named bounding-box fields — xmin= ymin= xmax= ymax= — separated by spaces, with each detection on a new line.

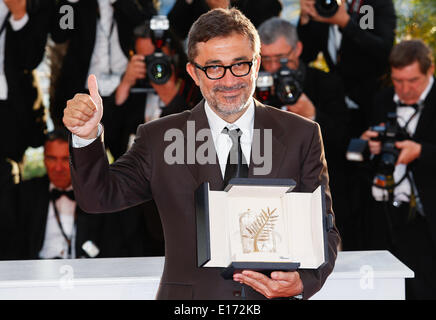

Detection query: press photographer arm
xmin=115 ymin=54 xmax=179 ymax=107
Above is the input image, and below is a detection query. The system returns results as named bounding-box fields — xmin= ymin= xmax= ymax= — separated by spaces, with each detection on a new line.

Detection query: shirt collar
xmin=204 ymin=98 xmax=255 ymax=139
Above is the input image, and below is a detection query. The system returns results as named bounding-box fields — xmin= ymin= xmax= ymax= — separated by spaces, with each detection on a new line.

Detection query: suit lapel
xmin=183 ymin=100 xmax=224 ymax=191
xmin=249 ymin=100 xmax=287 ymax=179
xmin=34 ymin=177 xmax=51 ymax=256
xmin=414 ymin=79 xmax=436 ymax=140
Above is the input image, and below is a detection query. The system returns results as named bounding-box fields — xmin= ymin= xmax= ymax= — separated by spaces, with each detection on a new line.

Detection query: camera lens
xmin=275 ymin=77 xmax=303 ymax=105
xmin=315 ymin=0 xmax=340 ymax=18
xmin=150 ymin=62 xmax=166 ymax=81
xmin=146 ymin=53 xmax=172 ymax=84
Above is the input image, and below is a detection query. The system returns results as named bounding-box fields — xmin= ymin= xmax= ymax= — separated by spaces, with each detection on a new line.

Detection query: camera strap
xmin=51 ymin=199 xmax=77 ymax=259
xmin=348 ymin=0 xmax=363 ymax=15
xmin=96 ymin=6 xmax=116 ymax=75
xmin=0 ymin=12 xmax=11 ymax=37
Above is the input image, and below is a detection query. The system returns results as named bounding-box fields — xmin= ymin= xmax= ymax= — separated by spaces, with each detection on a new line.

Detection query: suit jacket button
xmin=233 ymin=290 xmax=241 ymax=297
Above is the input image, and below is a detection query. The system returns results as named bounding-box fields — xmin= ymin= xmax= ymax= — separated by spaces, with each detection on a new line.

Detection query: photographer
xmin=114 ymin=18 xmax=202 ymax=155
xmin=258 ymin=17 xmax=350 ymax=249
xmin=0 ymin=0 xmax=51 ymax=259
xmin=297 ymin=0 xmax=396 ymax=137
xmin=50 ymin=0 xmax=155 ymax=159
xmin=360 ymin=40 xmax=436 ymax=299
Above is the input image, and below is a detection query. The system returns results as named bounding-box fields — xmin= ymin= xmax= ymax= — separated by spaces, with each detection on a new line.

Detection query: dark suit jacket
xmin=70 ymin=99 xmax=340 ymax=299
xmin=0 ymin=0 xmax=51 ymax=161
xmin=15 ymin=175 xmax=159 ymax=259
xmin=16 ymin=176 xmax=104 ymax=259
xmin=50 ymin=0 xmax=155 ymax=126
xmin=370 ymin=78 xmax=436 ymax=248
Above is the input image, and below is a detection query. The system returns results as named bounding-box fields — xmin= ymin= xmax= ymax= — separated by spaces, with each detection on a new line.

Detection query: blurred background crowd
xmin=0 ymin=0 xmax=435 ymax=299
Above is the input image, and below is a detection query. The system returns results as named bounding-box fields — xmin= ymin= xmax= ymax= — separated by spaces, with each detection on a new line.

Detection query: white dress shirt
xmin=39 ymin=184 xmax=77 ymax=259
xmin=372 ymin=76 xmax=434 ymax=204
xmin=204 ymin=99 xmax=254 ymax=178
xmin=0 ymin=0 xmax=29 ymax=100
xmin=72 ymin=98 xmax=256 ymax=179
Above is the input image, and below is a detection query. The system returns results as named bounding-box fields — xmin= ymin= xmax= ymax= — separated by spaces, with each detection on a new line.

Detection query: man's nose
xmin=54 ymin=161 xmax=64 ymax=171
xmin=220 ymin=68 xmax=241 ymax=86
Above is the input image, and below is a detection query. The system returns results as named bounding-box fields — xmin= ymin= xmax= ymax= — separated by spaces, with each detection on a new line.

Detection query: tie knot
xmin=222 ymin=127 xmax=242 ymax=141
xmin=50 ymin=189 xmax=75 ymax=201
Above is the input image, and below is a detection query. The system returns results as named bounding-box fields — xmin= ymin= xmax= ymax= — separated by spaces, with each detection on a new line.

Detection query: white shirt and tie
xmin=39 ymin=184 xmax=77 ymax=259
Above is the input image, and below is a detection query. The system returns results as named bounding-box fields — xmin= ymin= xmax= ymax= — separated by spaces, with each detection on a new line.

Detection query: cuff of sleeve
xmin=72 ymin=124 xmax=103 ymax=148
xmin=9 ymin=13 xmax=29 ymax=31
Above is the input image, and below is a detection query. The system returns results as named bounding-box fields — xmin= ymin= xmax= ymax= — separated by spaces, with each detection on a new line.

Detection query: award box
xmin=195 ymin=178 xmax=334 ymax=279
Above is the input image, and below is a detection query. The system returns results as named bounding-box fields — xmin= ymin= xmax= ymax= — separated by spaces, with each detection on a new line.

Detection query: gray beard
xmin=204 ymin=83 xmax=255 ymax=117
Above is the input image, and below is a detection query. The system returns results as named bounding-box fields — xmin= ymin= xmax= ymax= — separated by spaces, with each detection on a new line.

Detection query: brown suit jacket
xmin=70 ymin=99 xmax=341 ymax=299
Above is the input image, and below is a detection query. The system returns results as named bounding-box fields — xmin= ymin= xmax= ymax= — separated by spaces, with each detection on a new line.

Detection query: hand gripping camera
xmin=315 ymin=0 xmax=341 ymax=17
xmin=346 ymin=112 xmax=409 ymax=177
xmin=256 ymin=58 xmax=305 ymax=107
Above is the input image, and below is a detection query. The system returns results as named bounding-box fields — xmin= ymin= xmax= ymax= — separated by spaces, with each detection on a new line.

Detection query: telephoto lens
xmin=315 ymin=0 xmax=340 ymax=17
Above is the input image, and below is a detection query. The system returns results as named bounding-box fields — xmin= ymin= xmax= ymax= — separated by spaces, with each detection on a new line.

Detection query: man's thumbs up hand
xmin=63 ymin=75 xmax=103 ymax=139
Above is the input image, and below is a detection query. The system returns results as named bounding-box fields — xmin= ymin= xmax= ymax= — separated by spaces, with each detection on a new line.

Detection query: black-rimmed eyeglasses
xmin=193 ymin=60 xmax=254 ymax=80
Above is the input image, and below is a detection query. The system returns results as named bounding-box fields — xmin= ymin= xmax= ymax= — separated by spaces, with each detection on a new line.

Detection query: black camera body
xmin=315 ymin=0 xmax=341 ymax=17
xmin=256 ymin=59 xmax=305 ymax=107
xmin=146 ymin=16 xmax=172 ymax=84
xmin=370 ymin=113 xmax=408 ymax=176
xmin=347 ymin=112 xmax=409 ymax=177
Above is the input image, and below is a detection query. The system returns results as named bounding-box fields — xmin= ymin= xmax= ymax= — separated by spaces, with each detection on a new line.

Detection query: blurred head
xmin=133 ymin=23 xmax=172 ymax=56
xmin=258 ymin=17 xmax=302 ymax=73
xmin=186 ymin=8 xmax=261 ymax=122
xmin=389 ymin=40 xmax=435 ymax=105
xmin=44 ymin=129 xmax=71 ymax=190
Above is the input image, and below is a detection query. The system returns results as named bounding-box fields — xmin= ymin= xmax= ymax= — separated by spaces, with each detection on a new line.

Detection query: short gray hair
xmin=257 ymin=17 xmax=299 ymax=48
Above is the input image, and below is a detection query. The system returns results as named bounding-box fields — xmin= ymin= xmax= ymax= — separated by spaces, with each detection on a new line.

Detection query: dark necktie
xmin=222 ymin=127 xmax=249 ymax=187
xmin=50 ymin=189 xmax=75 ymax=201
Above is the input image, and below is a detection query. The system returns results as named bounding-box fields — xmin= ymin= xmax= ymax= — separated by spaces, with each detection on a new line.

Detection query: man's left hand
xmin=395 ymin=140 xmax=422 ymax=165
xmin=233 ymin=270 xmax=304 ymax=299
xmin=286 ymin=93 xmax=316 ymax=120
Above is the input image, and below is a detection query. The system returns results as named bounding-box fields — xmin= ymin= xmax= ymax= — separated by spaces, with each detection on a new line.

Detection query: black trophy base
xmin=221 ymin=261 xmax=301 ymax=280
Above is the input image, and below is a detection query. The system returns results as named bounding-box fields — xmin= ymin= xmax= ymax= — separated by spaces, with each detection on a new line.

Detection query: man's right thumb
xmin=88 ymin=74 xmax=101 ymax=105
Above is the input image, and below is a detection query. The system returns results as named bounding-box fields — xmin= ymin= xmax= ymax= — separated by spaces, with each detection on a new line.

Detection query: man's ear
xmin=295 ymin=41 xmax=303 ymax=59
xmin=427 ymin=63 xmax=435 ymax=77
xmin=186 ymin=62 xmax=200 ymax=86
xmin=254 ymin=54 xmax=261 ymax=78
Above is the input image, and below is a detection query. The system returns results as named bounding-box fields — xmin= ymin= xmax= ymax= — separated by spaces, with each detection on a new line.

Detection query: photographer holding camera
xmin=298 ymin=0 xmax=396 ymax=137
xmin=51 ymin=0 xmax=155 ymax=159
xmin=257 ymin=17 xmax=350 ymax=249
xmin=360 ymin=40 xmax=436 ymax=299
xmin=114 ymin=16 xmax=202 ymax=154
